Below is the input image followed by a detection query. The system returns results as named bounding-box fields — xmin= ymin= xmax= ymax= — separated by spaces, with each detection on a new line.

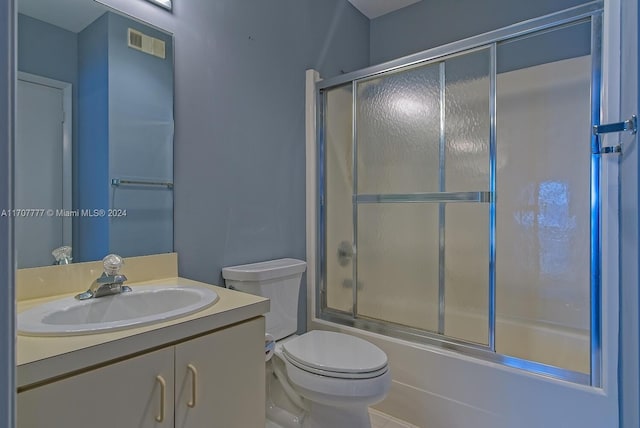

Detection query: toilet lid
xmin=281 ymin=331 xmax=388 ymax=375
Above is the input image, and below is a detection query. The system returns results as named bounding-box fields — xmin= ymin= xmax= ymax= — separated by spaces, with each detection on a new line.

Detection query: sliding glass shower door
xmin=355 ymin=47 xmax=492 ymax=346
xmin=318 ymin=7 xmax=600 ymax=385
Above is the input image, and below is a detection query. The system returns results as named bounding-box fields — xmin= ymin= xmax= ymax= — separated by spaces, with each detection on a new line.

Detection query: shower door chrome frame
xmin=316 ymin=1 xmax=605 ymax=387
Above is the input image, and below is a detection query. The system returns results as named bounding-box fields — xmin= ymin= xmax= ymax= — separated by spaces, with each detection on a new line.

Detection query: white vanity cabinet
xmin=18 ymin=346 xmax=175 ymax=427
xmin=18 ymin=317 xmax=265 ymax=428
xmin=175 ymin=316 xmax=265 ymax=428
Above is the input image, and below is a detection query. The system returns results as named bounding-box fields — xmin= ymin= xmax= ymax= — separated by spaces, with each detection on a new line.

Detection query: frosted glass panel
xmin=444 ymin=204 xmax=489 ymax=344
xmin=324 ymin=84 xmax=354 ymax=313
xmin=356 ymin=64 xmax=440 ymax=194
xmin=495 ymin=23 xmax=591 ymax=373
xmin=445 ymin=49 xmax=490 ymax=191
xmin=320 ymin=14 xmax=597 ymax=382
xmin=357 ymin=204 xmax=439 ymax=331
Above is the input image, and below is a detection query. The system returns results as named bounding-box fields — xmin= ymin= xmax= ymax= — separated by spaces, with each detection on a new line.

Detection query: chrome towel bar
xmin=592 ymin=115 xmax=637 ymax=154
xmin=593 ymin=115 xmax=637 ymax=136
xmin=111 ymin=178 xmax=174 ymax=189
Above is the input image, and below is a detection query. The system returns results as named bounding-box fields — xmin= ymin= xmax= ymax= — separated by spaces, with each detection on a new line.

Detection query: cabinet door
xmin=18 ymin=347 xmax=174 ymax=428
xmin=175 ymin=317 xmax=265 ymax=428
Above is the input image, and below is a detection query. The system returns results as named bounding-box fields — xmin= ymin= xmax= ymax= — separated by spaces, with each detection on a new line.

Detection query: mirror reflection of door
xmin=16 ymin=74 xmax=72 ymax=268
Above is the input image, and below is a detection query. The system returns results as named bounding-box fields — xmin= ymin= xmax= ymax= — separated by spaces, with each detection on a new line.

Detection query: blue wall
xmin=77 ymin=13 xmax=110 ymax=261
xmin=172 ymin=0 xmax=369 ymax=332
xmin=369 ymin=0 xmax=592 ymax=65
xmin=97 ymin=0 xmax=370 ymax=333
xmin=107 ymin=12 xmax=174 ymax=258
xmin=0 ymin=0 xmax=15 ymax=425
xmin=77 ymin=12 xmax=175 ymax=261
xmin=17 ymin=14 xmax=78 ymax=84
xmin=619 ymin=0 xmax=640 ymax=426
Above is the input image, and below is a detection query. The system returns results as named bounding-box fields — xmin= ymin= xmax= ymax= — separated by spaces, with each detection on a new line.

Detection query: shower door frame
xmin=314 ymin=0 xmax=610 ymax=387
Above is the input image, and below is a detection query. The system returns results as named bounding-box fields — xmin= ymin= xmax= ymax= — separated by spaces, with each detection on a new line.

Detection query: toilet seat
xmin=281 ymin=331 xmax=388 ymax=379
xmin=282 ymin=352 xmax=388 ymax=379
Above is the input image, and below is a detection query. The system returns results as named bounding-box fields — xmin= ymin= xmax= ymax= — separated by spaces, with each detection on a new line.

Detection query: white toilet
xmin=222 ymin=258 xmax=391 ymax=428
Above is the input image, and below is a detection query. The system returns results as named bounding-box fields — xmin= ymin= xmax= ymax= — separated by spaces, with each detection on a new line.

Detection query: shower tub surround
xmin=306 ymin=5 xmax=619 ymax=424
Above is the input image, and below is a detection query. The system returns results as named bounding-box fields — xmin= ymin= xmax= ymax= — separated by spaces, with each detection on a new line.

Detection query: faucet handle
xmin=52 ymin=246 xmax=73 ymax=265
xmin=103 ymin=254 xmax=124 ymax=275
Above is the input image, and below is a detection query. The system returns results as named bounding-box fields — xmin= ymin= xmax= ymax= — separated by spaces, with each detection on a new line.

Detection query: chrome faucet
xmin=75 ymin=254 xmax=132 ymax=300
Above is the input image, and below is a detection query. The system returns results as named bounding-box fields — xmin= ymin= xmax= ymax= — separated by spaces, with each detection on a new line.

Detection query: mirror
xmin=16 ymin=0 xmax=174 ymax=268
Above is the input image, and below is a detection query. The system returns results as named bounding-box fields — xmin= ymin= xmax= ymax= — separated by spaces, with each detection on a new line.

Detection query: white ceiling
xmin=347 ymin=0 xmax=423 ymax=19
xmin=18 ymin=0 xmax=107 ymax=33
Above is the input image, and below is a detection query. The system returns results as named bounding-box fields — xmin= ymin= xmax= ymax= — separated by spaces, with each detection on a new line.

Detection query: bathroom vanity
xmin=16 ymin=254 xmax=269 ymax=428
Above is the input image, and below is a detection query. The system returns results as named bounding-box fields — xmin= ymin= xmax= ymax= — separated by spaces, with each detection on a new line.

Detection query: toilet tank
xmin=222 ymin=258 xmax=306 ymax=340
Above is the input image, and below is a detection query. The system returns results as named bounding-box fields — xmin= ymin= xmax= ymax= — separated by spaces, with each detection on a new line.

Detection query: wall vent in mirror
xmin=128 ymin=28 xmax=166 ymax=59
xmin=145 ymin=0 xmax=172 ymax=11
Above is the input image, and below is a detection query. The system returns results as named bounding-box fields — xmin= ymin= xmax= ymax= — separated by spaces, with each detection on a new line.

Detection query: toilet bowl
xmin=222 ymin=259 xmax=391 ymax=428
xmin=277 ymin=330 xmax=391 ymax=428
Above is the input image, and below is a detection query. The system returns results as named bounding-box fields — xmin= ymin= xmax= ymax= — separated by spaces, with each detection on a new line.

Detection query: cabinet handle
xmin=187 ymin=364 xmax=198 ymax=408
xmin=155 ymin=375 xmax=166 ymax=423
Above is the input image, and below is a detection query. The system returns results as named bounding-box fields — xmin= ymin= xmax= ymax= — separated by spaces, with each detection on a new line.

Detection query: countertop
xmin=16 ymin=277 xmax=269 ymax=389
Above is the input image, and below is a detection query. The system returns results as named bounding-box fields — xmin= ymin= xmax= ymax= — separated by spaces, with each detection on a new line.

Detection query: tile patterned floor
xmin=265 ymin=408 xmax=418 ymax=428
xmin=369 ymin=408 xmax=420 ymax=428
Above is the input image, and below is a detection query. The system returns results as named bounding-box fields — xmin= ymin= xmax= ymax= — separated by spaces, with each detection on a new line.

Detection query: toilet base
xmin=302 ymin=402 xmax=371 ymax=428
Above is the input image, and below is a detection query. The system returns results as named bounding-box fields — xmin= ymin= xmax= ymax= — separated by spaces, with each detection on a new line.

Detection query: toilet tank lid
xmin=222 ymin=258 xmax=307 ymax=282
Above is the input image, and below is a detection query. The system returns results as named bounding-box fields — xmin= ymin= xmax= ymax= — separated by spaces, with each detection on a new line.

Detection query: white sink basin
xmin=18 ymin=284 xmax=219 ymax=336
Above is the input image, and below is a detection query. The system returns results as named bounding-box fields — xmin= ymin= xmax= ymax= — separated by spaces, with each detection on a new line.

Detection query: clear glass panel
xmin=445 ymin=49 xmax=491 ymax=191
xmin=324 ymin=84 xmax=354 ymax=313
xmin=356 ymin=63 xmax=440 ymax=194
xmin=444 ymin=203 xmax=489 ymax=344
xmin=357 ymin=204 xmax=439 ymax=331
xmin=495 ymin=22 xmax=591 ymax=373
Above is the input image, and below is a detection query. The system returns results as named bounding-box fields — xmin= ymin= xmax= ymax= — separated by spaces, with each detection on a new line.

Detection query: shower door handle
xmin=342 ymin=279 xmax=364 ymax=290
xmin=337 ymin=241 xmax=353 ymax=266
